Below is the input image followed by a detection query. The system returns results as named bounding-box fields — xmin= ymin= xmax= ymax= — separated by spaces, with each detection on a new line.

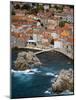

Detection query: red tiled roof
xmin=11 ymin=32 xmax=30 ymax=41
xmin=66 ymin=37 xmax=74 ymax=43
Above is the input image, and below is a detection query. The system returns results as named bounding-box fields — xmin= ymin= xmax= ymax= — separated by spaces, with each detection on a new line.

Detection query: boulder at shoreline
xmin=14 ymin=51 xmax=41 ymax=70
xmin=52 ymin=68 xmax=74 ymax=93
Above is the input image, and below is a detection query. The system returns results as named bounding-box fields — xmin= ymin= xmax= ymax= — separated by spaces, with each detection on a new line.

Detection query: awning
xmin=27 ymin=40 xmax=36 ymax=43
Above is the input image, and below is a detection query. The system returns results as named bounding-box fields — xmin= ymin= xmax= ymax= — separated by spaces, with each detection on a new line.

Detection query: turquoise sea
xmin=11 ymin=49 xmax=74 ymax=98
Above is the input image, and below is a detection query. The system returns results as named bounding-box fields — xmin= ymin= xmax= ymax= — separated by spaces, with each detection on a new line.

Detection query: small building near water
xmin=54 ymin=39 xmax=63 ymax=48
xmin=51 ymin=32 xmax=59 ymax=39
xmin=27 ymin=39 xmax=37 ymax=46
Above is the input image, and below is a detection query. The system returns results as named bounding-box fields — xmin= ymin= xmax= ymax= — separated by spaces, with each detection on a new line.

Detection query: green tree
xmin=11 ymin=10 xmax=15 ymax=15
xmin=59 ymin=21 xmax=66 ymax=27
xmin=21 ymin=4 xmax=31 ymax=10
xmin=14 ymin=4 xmax=20 ymax=9
xmin=37 ymin=4 xmax=44 ymax=11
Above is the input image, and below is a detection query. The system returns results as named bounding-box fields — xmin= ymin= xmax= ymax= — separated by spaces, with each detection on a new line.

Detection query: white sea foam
xmin=60 ymin=90 xmax=73 ymax=95
xmin=31 ymin=68 xmax=38 ymax=72
xmin=21 ymin=68 xmax=41 ymax=74
xmin=24 ymin=69 xmax=31 ymax=73
xmin=44 ymin=90 xmax=51 ymax=94
xmin=24 ymin=72 xmax=34 ymax=75
xmin=55 ymin=74 xmax=58 ymax=78
xmin=31 ymin=68 xmax=41 ymax=73
xmin=45 ymin=72 xmax=58 ymax=78
xmin=11 ymin=69 xmax=16 ymax=73
xmin=45 ymin=72 xmax=54 ymax=76
xmin=11 ymin=68 xmax=41 ymax=75
xmin=46 ymin=72 xmax=54 ymax=76
xmin=23 ymin=70 xmax=34 ymax=75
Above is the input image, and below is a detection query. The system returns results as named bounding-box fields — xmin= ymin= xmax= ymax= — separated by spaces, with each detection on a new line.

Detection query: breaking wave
xmin=44 ymin=90 xmax=51 ymax=94
xmin=11 ymin=68 xmax=41 ymax=75
xmin=45 ymin=72 xmax=58 ymax=77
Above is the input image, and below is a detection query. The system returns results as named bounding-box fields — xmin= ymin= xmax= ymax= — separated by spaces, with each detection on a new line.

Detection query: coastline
xmin=12 ymin=46 xmax=73 ymax=60
xmin=11 ymin=47 xmax=74 ymax=98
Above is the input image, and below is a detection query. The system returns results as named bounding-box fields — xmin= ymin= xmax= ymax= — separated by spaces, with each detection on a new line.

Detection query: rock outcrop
xmin=14 ymin=51 xmax=41 ymax=70
xmin=52 ymin=68 xmax=74 ymax=93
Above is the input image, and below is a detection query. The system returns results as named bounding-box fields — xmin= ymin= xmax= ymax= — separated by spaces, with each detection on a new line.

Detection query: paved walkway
xmin=18 ymin=46 xmax=73 ymax=59
xmin=35 ymin=48 xmax=73 ymax=60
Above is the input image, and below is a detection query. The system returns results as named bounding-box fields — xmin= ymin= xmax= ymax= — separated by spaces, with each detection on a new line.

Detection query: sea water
xmin=11 ymin=49 xmax=74 ymax=98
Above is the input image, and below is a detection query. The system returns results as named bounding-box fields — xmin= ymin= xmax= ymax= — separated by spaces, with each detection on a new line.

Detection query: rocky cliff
xmin=14 ymin=51 xmax=41 ymax=70
xmin=52 ymin=68 xmax=74 ymax=93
